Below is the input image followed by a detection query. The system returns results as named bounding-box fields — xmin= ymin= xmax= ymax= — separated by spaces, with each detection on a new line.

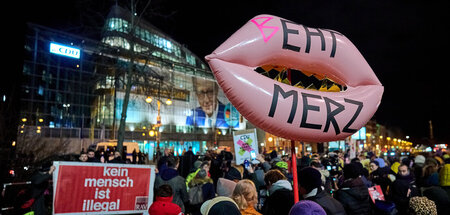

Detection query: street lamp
xmin=145 ymin=96 xmax=172 ymax=156
xmin=165 ymin=99 xmax=172 ymax=105
xmin=149 ymin=130 xmax=155 ymax=137
xmin=145 ymin=96 xmax=152 ymax=103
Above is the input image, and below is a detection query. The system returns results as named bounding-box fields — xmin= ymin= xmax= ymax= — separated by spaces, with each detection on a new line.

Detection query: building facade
xmin=19 ymin=5 xmax=245 ymax=159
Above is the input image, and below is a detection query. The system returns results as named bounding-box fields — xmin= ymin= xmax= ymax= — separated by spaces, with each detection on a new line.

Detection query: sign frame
xmin=52 ymin=161 xmax=155 ymax=215
xmin=233 ymin=128 xmax=259 ymax=165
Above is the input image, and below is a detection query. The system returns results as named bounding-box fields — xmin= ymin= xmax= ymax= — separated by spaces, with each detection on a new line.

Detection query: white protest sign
xmin=233 ymin=129 xmax=259 ymax=165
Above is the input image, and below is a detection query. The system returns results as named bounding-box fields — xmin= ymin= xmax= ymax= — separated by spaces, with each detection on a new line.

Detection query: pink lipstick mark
xmin=251 ymin=17 xmax=279 ymax=43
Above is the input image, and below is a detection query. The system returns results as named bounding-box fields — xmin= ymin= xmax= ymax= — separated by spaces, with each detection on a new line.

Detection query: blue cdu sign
xmin=49 ymin=43 xmax=80 ymax=59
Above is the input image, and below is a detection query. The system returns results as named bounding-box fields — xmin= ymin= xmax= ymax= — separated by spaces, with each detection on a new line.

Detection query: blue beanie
xmin=374 ymin=158 xmax=386 ymax=168
xmin=289 ymin=200 xmax=326 ymax=215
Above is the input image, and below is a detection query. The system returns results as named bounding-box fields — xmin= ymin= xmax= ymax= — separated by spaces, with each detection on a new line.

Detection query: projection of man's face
xmin=194 ymin=79 xmax=218 ymax=117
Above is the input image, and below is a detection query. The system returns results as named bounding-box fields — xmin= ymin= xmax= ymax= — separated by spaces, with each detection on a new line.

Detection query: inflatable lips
xmin=205 ymin=14 xmax=383 ymax=142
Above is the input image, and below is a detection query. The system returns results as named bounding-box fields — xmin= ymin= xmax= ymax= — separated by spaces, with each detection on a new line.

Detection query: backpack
xmin=373 ymin=199 xmax=398 ymax=215
xmin=188 ymin=184 xmax=204 ymax=205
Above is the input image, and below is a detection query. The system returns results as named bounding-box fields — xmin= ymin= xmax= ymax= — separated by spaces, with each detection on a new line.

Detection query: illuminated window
xmin=102 ymin=36 xmax=130 ymax=50
xmin=186 ymin=54 xmax=196 ymax=66
xmin=106 ymin=18 xmax=130 ymax=33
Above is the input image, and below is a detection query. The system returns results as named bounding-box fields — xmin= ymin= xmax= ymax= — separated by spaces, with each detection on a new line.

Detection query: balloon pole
xmin=291 ymin=139 xmax=299 ymax=203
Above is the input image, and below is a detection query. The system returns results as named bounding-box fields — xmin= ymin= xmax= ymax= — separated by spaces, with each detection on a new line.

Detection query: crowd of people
xmin=8 ymin=146 xmax=450 ymax=215
xmin=150 ymin=148 xmax=450 ymax=215
xmin=78 ymin=148 xmax=148 ymax=164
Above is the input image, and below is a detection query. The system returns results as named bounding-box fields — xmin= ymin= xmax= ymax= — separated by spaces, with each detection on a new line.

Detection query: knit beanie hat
xmin=371 ymin=160 xmax=380 ymax=167
xmin=270 ymin=150 xmax=278 ymax=159
xmin=408 ymin=196 xmax=437 ymax=215
xmin=225 ymin=167 xmax=242 ymax=181
xmin=200 ymin=196 xmax=241 ymax=215
xmin=415 ymin=155 xmax=426 ymax=164
xmin=194 ymin=160 xmax=202 ymax=169
xmin=374 ymin=158 xmax=386 ymax=168
xmin=343 ymin=163 xmax=360 ymax=179
xmin=298 ymin=167 xmax=322 ymax=192
xmin=289 ymin=200 xmax=326 ymax=215
xmin=425 ymin=157 xmax=438 ymax=166
xmin=217 ymin=178 xmax=237 ymax=197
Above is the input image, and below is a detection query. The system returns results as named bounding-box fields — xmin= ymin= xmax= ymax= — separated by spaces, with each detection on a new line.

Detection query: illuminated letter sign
xmin=50 ymin=43 xmax=80 ymax=59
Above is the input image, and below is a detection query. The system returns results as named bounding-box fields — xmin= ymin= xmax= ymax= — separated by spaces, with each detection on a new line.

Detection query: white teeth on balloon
xmin=255 ymin=65 xmax=345 ymax=92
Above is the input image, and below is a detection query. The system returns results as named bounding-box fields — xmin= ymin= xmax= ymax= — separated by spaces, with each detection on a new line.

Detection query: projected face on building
xmin=193 ymin=77 xmax=219 ymax=117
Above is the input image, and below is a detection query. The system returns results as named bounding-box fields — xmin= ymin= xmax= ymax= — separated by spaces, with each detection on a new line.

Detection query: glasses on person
xmin=196 ymin=89 xmax=215 ymax=99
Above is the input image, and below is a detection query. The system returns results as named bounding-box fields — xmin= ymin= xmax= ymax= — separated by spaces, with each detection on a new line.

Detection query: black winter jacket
xmin=334 ymin=177 xmax=371 ymax=215
xmin=388 ymin=173 xmax=417 ymax=215
xmin=262 ymin=188 xmax=294 ymax=215
xmin=307 ymin=189 xmax=347 ymax=215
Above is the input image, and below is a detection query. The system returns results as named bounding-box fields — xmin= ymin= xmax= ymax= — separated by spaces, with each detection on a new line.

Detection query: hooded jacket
xmin=155 ymin=168 xmax=189 ymax=212
xmin=369 ymin=166 xmax=392 ymax=194
xmin=334 ymin=177 xmax=371 ymax=215
xmin=439 ymin=163 xmax=450 ymax=186
xmin=268 ymin=179 xmax=292 ymax=196
xmin=306 ymin=189 xmax=346 ymax=215
xmin=148 ymin=196 xmax=183 ymax=215
xmin=262 ymin=180 xmax=294 ymax=215
xmin=189 ymin=176 xmax=215 ymax=203
xmin=388 ymin=173 xmax=418 ymax=215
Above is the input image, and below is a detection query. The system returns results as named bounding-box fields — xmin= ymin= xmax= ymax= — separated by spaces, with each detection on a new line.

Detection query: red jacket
xmin=148 ymin=196 xmax=183 ymax=215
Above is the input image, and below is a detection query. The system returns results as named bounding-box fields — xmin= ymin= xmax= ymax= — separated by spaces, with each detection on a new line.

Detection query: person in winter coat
xmin=422 ymin=158 xmax=440 ymax=187
xmin=413 ymin=155 xmax=426 ymax=188
xmin=439 ymin=157 xmax=450 ymax=198
xmin=181 ymin=147 xmax=196 ymax=178
xmin=188 ymin=168 xmax=215 ymax=215
xmin=149 ymin=184 xmax=183 ymax=215
xmin=387 ymin=164 xmax=418 ymax=215
xmin=30 ymin=162 xmax=55 ymax=215
xmin=334 ymin=163 xmax=371 ymax=215
xmin=187 ymin=161 xmax=211 ymax=189
xmin=421 ymin=186 xmax=450 ymax=215
xmin=232 ymin=179 xmax=261 ymax=215
xmin=262 ymin=169 xmax=294 ymax=215
xmin=439 ymin=157 xmax=450 ymax=186
xmin=155 ymin=156 xmax=189 ymax=213
xmin=350 ymin=161 xmax=372 ymax=187
xmin=107 ymin=151 xmax=125 ymax=163
xmin=369 ymin=160 xmax=392 ymax=195
xmin=298 ymin=167 xmax=346 ymax=215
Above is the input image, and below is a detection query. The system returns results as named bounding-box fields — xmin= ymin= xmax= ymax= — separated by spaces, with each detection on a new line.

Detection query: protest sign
xmin=368 ymin=185 xmax=385 ymax=203
xmin=233 ymin=129 xmax=259 ymax=165
xmin=52 ymin=162 xmax=155 ymax=215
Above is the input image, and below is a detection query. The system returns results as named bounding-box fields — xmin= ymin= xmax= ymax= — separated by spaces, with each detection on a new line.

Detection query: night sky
xmin=6 ymin=0 xmax=450 ymax=142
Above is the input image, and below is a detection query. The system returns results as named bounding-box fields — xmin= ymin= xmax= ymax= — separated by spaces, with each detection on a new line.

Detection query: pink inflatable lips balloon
xmin=205 ymin=15 xmax=383 ymax=142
